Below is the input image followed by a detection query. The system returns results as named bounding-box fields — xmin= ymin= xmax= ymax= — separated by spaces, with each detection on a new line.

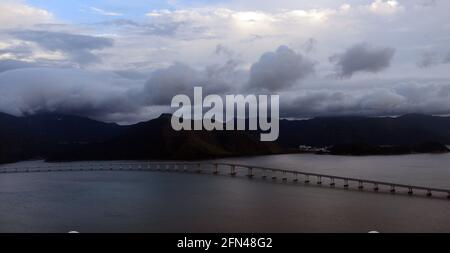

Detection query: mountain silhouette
xmin=1 ymin=112 xmax=450 ymax=164
xmin=278 ymin=114 xmax=450 ymax=148
xmin=50 ymin=113 xmax=282 ymax=161
xmin=0 ymin=113 xmax=282 ymax=163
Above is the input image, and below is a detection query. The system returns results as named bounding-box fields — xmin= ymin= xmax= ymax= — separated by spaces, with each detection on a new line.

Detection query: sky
xmin=0 ymin=0 xmax=450 ymax=124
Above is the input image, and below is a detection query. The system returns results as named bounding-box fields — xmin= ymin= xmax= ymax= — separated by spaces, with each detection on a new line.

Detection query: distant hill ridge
xmin=278 ymin=113 xmax=450 ymax=148
xmin=0 ymin=112 xmax=449 ymax=163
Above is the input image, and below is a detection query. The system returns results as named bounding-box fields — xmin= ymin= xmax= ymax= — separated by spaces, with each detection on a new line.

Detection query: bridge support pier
xmin=317 ymin=176 xmax=322 ymax=185
xmin=344 ymin=179 xmax=349 ymax=189
xmin=262 ymin=170 xmax=267 ymax=179
xmin=330 ymin=178 xmax=335 ymax=187
xmin=293 ymin=173 xmax=299 ymax=183
xmin=390 ymin=185 xmax=396 ymax=193
xmin=196 ymin=164 xmax=202 ymax=173
xmin=358 ymin=181 xmax=364 ymax=190
xmin=271 ymin=170 xmax=277 ymax=180
xmin=230 ymin=165 xmax=237 ymax=176
xmin=247 ymin=168 xmax=254 ymax=178
xmin=213 ymin=164 xmax=219 ymax=175
xmin=282 ymin=172 xmax=288 ymax=182
xmin=408 ymin=188 xmax=413 ymax=195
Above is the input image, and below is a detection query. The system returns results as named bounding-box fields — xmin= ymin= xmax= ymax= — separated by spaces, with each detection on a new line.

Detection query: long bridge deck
xmin=1 ymin=161 xmax=450 ymax=199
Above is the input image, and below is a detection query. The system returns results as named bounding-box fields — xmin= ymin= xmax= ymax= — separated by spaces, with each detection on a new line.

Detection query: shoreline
xmin=2 ymin=150 xmax=450 ymax=166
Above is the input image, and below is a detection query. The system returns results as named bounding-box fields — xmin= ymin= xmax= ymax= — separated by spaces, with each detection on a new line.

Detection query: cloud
xmin=369 ymin=0 xmax=403 ymax=15
xmin=301 ymin=38 xmax=318 ymax=54
xmin=280 ymin=79 xmax=450 ymax=118
xmin=141 ymin=7 xmax=343 ymax=40
xmin=139 ymin=63 xmax=200 ymax=105
xmin=10 ymin=30 xmax=114 ymax=65
xmin=417 ymin=50 xmax=450 ymax=68
xmin=0 ymin=59 xmax=38 ymax=73
xmin=113 ymin=70 xmax=150 ymax=80
xmin=3 ymin=66 xmax=450 ymax=123
xmin=89 ymin=7 xmax=122 ymax=17
xmin=138 ymin=62 xmax=237 ymax=105
xmin=215 ymin=44 xmax=234 ymax=58
xmin=281 ymin=88 xmax=405 ymax=118
xmin=330 ymin=43 xmax=395 ymax=78
xmin=0 ymin=68 xmax=143 ymax=123
xmin=0 ymin=0 xmax=53 ymax=28
xmin=418 ymin=51 xmax=439 ymax=68
xmin=415 ymin=0 xmax=436 ymax=7
xmin=445 ymin=53 xmax=450 ymax=63
xmin=248 ymin=45 xmax=315 ymax=92
xmin=1 ymin=0 xmax=450 ymax=123
xmin=0 ymin=43 xmax=33 ymax=59
xmin=97 ymin=19 xmax=188 ymax=37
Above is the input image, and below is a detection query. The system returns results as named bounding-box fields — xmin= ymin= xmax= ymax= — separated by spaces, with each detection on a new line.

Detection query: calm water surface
xmin=1 ymin=154 xmax=450 ymax=232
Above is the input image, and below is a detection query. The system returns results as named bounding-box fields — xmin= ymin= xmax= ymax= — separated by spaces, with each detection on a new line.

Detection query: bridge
xmin=1 ymin=162 xmax=450 ymax=199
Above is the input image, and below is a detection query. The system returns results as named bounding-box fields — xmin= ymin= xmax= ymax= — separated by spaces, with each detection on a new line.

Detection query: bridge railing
xmin=213 ymin=162 xmax=450 ymax=198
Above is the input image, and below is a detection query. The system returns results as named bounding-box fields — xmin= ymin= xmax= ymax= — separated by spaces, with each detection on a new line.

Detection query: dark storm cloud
xmin=302 ymin=38 xmax=318 ymax=54
xmin=280 ymin=89 xmax=404 ymax=118
xmin=330 ymin=43 xmax=395 ymax=78
xmin=10 ymin=30 xmax=114 ymax=65
xmin=279 ymin=79 xmax=450 ymax=118
xmin=0 ymin=68 xmax=141 ymax=123
xmin=417 ymin=50 xmax=450 ymax=68
xmin=445 ymin=53 xmax=450 ymax=63
xmin=418 ymin=51 xmax=439 ymax=68
xmin=215 ymin=44 xmax=233 ymax=58
xmin=114 ymin=70 xmax=150 ymax=80
xmin=0 ymin=44 xmax=33 ymax=58
xmin=248 ymin=45 xmax=315 ymax=92
xmin=0 ymin=43 xmax=67 ymax=72
xmin=416 ymin=0 xmax=437 ymax=7
xmin=139 ymin=63 xmax=200 ymax=105
xmin=12 ymin=30 xmax=113 ymax=51
xmin=0 ymin=59 xmax=38 ymax=73
xmin=138 ymin=62 xmax=235 ymax=105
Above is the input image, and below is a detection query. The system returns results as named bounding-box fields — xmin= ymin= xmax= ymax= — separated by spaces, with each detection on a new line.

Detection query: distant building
xmin=298 ymin=145 xmax=329 ymax=153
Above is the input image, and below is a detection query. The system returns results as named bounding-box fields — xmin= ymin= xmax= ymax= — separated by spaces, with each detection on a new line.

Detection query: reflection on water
xmin=1 ymin=154 xmax=450 ymax=232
